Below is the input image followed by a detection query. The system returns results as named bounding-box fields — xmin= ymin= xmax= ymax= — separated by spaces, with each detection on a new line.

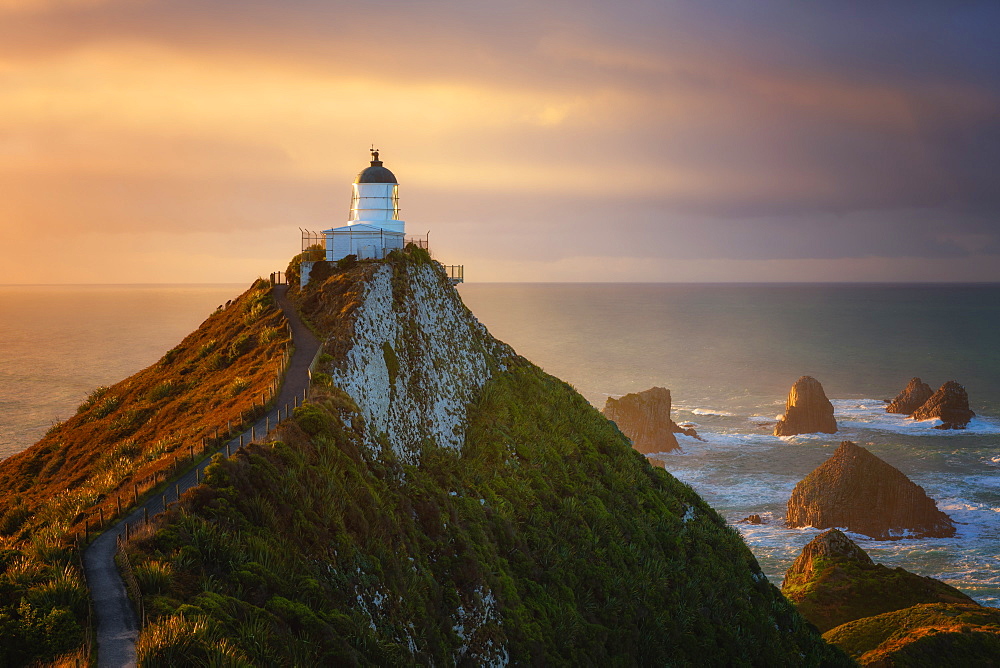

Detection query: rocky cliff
xmin=602 ymin=387 xmax=680 ymax=453
xmin=122 ymin=249 xmax=848 ymax=666
xmin=911 ymin=380 xmax=976 ymax=429
xmin=782 ymin=529 xmax=974 ymax=632
xmin=885 ymin=377 xmax=934 ymax=415
xmin=774 ymin=376 xmax=838 ymax=436
xmin=786 ymin=441 xmax=955 ymax=540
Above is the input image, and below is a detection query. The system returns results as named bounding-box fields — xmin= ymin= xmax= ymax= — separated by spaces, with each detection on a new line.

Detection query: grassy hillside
xmin=0 ymin=279 xmax=287 ymax=666
xmin=824 ymin=603 xmax=1000 ymax=666
xmin=123 ymin=257 xmax=848 ymax=665
xmin=782 ymin=529 xmax=974 ymax=633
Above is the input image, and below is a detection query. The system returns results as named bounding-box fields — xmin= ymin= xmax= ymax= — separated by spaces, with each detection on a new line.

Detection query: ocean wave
xmin=829 ymin=398 xmax=1000 ymax=435
xmin=747 ymin=415 xmax=776 ymax=424
xmin=681 ymin=407 xmax=736 ymax=417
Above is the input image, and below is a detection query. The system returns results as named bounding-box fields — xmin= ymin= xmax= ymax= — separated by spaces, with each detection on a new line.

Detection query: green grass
xmin=126 ymin=362 xmax=848 ymax=665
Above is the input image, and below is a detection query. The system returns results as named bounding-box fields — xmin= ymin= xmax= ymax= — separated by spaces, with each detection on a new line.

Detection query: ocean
xmin=2 ymin=282 xmax=998 ymax=605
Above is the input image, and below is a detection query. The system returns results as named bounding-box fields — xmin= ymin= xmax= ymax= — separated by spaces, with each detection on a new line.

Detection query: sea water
xmin=459 ymin=283 xmax=1000 ymax=606
xmin=1 ymin=282 xmax=998 ymax=605
xmin=0 ymin=285 xmax=243 ymax=459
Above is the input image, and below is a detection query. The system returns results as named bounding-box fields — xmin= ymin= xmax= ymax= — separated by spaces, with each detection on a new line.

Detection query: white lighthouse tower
xmin=324 ymin=148 xmax=406 ymax=261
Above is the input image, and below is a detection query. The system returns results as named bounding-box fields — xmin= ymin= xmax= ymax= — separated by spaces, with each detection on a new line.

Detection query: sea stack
xmin=885 ymin=377 xmax=934 ymax=415
xmin=786 ymin=441 xmax=955 ymax=540
xmin=782 ymin=529 xmax=973 ymax=632
xmin=603 ymin=387 xmax=680 ymax=453
xmin=774 ymin=376 xmax=837 ymax=436
xmin=911 ymin=380 xmax=975 ymax=429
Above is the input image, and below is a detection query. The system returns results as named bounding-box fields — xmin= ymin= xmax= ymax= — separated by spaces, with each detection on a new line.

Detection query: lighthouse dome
xmin=355 ymin=149 xmax=397 ymax=183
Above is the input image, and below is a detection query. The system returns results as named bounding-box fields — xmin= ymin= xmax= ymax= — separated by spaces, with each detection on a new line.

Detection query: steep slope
xmin=787 ymin=441 xmax=955 ymax=540
xmin=124 ymin=250 xmax=848 ymax=665
xmin=782 ymin=529 xmax=974 ymax=632
xmin=824 ymin=603 xmax=1000 ymax=666
xmin=0 ymin=280 xmax=289 ymax=667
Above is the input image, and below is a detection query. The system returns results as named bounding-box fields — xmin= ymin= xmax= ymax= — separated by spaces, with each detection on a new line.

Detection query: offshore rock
xmin=786 ymin=441 xmax=955 ymax=540
xmin=774 ymin=376 xmax=837 ymax=436
xmin=885 ymin=377 xmax=934 ymax=415
xmin=602 ymin=387 xmax=679 ymax=453
xmin=911 ymin=380 xmax=975 ymax=429
xmin=738 ymin=514 xmax=764 ymax=525
xmin=782 ymin=529 xmax=973 ymax=632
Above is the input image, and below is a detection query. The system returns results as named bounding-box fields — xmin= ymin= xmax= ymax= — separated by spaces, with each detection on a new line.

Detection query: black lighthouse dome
xmin=354 ymin=148 xmax=397 ymax=184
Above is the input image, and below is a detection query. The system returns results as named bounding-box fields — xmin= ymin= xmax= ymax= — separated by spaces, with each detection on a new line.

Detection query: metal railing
xmin=443 ymin=265 xmax=464 ymax=283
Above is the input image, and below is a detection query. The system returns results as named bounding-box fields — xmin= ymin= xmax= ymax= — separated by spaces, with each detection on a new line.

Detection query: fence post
xmin=117 ymin=497 xmax=122 ymax=517
xmin=144 ymin=507 xmax=149 ymax=524
xmin=99 ymin=507 xmax=104 ymax=528
xmin=134 ymin=483 xmax=138 ymax=505
xmin=175 ymin=484 xmax=180 ymax=501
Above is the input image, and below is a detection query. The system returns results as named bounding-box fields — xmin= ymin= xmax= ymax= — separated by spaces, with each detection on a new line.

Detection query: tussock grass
xmin=0 ymin=279 xmax=291 ymax=666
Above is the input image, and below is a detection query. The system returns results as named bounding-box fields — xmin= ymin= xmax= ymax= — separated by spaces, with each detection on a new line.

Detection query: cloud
xmin=0 ymin=1 xmax=999 ymax=282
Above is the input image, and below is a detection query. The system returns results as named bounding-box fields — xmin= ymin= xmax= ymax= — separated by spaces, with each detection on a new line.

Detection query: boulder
xmin=774 ymin=376 xmax=837 ymax=436
xmin=911 ymin=380 xmax=975 ymax=429
xmin=786 ymin=441 xmax=955 ymax=540
xmin=738 ymin=514 xmax=764 ymax=525
xmin=603 ymin=387 xmax=681 ymax=453
xmin=885 ymin=377 xmax=934 ymax=415
xmin=782 ymin=528 xmax=974 ymax=632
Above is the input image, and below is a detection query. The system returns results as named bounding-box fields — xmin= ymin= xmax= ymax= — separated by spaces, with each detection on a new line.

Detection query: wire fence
xmin=74 ymin=283 xmax=310 ymax=662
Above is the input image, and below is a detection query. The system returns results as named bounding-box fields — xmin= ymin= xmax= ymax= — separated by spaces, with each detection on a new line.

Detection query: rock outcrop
xmin=824 ymin=603 xmax=1000 ymax=666
xmin=786 ymin=441 xmax=955 ymax=540
xmin=885 ymin=377 xmax=934 ymax=415
xmin=911 ymin=380 xmax=975 ymax=429
xmin=116 ymin=250 xmax=850 ymax=666
xmin=774 ymin=376 xmax=837 ymax=436
xmin=603 ymin=387 xmax=680 ymax=453
xmin=782 ymin=529 xmax=974 ymax=632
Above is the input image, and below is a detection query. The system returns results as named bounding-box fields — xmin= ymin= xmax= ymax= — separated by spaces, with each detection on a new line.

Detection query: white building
xmin=324 ymin=149 xmax=406 ymax=261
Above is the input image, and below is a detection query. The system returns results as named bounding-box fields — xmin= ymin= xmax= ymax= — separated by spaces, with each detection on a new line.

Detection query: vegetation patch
xmin=0 ymin=280 xmax=290 ymax=666
xmin=124 ymin=363 xmax=847 ymax=665
xmin=824 ymin=603 xmax=1000 ymax=665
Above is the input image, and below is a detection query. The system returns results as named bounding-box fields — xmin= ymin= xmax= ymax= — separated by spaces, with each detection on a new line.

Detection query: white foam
xmin=830 ymin=398 xmax=1000 ymax=436
xmin=747 ymin=416 xmax=775 ymax=424
xmin=682 ymin=407 xmax=736 ymax=416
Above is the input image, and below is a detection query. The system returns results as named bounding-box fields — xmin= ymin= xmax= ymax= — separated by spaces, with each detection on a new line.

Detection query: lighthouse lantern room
xmin=323 ymin=148 xmax=406 ymax=262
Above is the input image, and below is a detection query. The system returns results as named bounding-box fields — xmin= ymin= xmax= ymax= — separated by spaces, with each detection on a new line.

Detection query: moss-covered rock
xmin=823 ymin=603 xmax=1000 ymax=666
xmin=783 ymin=529 xmax=974 ymax=632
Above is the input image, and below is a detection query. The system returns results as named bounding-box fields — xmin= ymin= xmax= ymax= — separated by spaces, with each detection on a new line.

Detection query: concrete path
xmin=83 ymin=283 xmax=320 ymax=667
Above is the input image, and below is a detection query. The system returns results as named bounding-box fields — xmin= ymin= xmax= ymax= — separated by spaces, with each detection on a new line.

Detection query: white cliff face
xmin=329 ymin=262 xmax=510 ymax=463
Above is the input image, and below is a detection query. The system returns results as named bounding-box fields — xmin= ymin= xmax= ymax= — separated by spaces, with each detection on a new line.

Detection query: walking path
xmin=83 ymin=284 xmax=320 ymax=667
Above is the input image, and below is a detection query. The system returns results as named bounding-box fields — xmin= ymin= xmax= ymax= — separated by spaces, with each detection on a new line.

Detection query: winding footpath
xmin=82 ymin=284 xmax=320 ymax=667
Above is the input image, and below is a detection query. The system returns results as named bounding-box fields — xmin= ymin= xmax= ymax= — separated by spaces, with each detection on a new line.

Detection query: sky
xmin=1 ymin=0 xmax=999 ymax=283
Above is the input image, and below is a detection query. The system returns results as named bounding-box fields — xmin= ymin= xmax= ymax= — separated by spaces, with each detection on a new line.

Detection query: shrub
xmin=227 ymin=333 xmax=252 ymax=361
xmin=149 ymin=381 xmax=178 ymax=402
xmin=76 ymin=386 xmax=109 ymax=414
xmin=195 ymin=340 xmax=218 ymax=359
xmin=228 ymin=377 xmax=251 ymax=397
xmin=89 ymin=395 xmax=121 ymax=420
xmin=136 ymin=614 xmax=249 ymax=667
xmin=135 ymin=561 xmax=172 ymax=596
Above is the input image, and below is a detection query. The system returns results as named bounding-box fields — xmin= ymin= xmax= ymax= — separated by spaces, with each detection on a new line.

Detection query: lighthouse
xmin=324 ymin=149 xmax=406 ymax=261
xmin=295 ymin=148 xmax=462 ymax=287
